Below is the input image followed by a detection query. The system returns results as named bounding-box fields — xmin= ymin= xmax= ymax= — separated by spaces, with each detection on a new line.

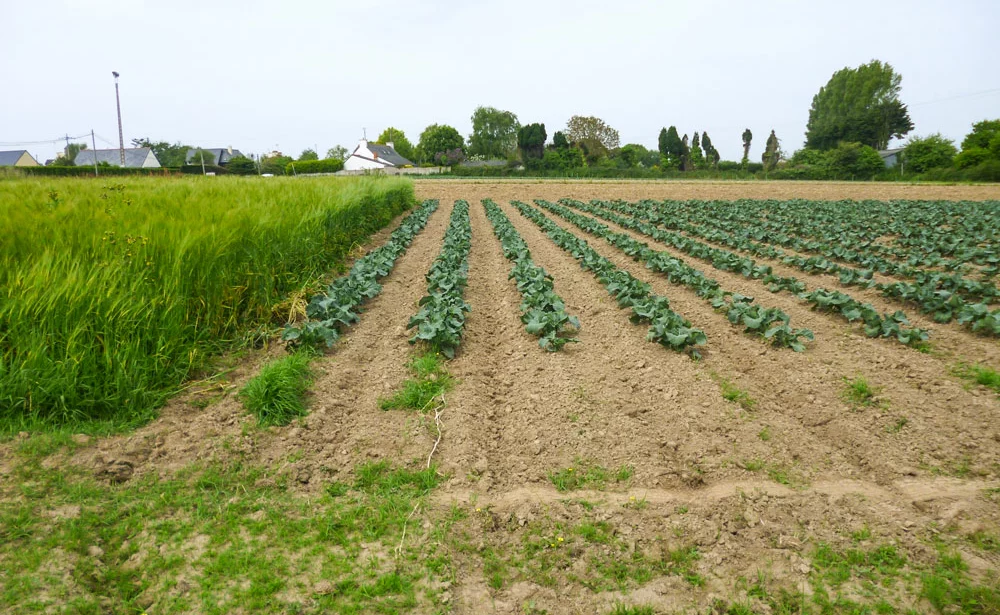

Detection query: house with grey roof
xmin=0 ymin=150 xmax=40 ymax=167
xmin=75 ymin=148 xmax=161 ymax=168
xmin=343 ymin=139 xmax=414 ymax=171
xmin=879 ymin=147 xmax=904 ymax=168
xmin=185 ymin=147 xmax=244 ymax=166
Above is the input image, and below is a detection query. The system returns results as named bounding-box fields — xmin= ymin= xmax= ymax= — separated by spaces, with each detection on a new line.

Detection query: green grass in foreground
xmin=0 ymin=445 xmax=451 ymax=613
xmin=239 ymin=351 xmax=316 ymax=426
xmin=0 ymin=175 xmax=414 ymax=432
xmin=954 ymin=362 xmax=1000 ymax=394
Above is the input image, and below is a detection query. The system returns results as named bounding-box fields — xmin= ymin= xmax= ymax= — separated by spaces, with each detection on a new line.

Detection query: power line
xmin=0 ymin=132 xmax=93 ymax=146
xmin=910 ymin=87 xmax=1000 ymax=107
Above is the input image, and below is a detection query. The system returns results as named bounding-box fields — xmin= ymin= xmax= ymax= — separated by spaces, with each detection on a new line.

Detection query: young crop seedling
xmin=546 ymin=199 xmax=814 ymax=351
xmin=513 ymin=201 xmax=706 ymax=357
xmin=284 ymin=199 xmax=439 ymax=349
xmin=482 ymin=199 xmax=580 ymax=351
xmin=953 ymin=362 xmax=1000 ymax=395
xmin=408 ymin=200 xmax=472 ymax=358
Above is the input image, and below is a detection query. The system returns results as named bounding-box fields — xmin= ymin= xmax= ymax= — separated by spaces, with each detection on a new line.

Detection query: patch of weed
xmin=953 ymin=362 xmax=1000 ymax=394
xmin=714 ymin=374 xmax=757 ymax=411
xmin=549 ymin=460 xmax=610 ymax=492
xmin=379 ymin=352 xmax=453 ymax=411
xmin=239 ymin=350 xmax=315 ymax=426
xmin=841 ymin=375 xmax=882 ymax=408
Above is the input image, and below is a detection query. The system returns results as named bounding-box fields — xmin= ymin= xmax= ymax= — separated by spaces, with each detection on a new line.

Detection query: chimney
xmin=228 ymin=145 xmax=233 ymax=155
xmin=386 ymin=141 xmax=395 ymax=150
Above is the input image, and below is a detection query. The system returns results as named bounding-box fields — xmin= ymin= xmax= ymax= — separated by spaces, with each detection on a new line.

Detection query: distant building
xmin=185 ymin=147 xmax=244 ymax=166
xmin=75 ymin=148 xmax=161 ymax=168
xmin=879 ymin=147 xmax=904 ymax=168
xmin=343 ymin=139 xmax=413 ymax=171
xmin=0 ymin=150 xmax=40 ymax=167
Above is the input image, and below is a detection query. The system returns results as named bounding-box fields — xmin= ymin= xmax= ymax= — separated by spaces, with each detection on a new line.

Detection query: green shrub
xmin=19 ymin=166 xmax=177 ymax=177
xmin=240 ymin=351 xmax=315 ymax=426
xmin=954 ymin=147 xmax=991 ymax=170
xmin=902 ymin=134 xmax=957 ymax=173
xmin=285 ymin=158 xmax=344 ymax=175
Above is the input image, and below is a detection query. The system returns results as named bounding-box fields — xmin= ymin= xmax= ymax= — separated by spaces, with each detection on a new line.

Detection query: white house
xmin=75 ymin=148 xmax=161 ymax=168
xmin=343 ymin=139 xmax=413 ymax=171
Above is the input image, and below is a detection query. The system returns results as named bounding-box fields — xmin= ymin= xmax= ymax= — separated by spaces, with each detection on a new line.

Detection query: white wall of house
xmin=141 ymin=152 xmax=161 ymax=168
xmin=343 ymin=141 xmax=390 ymax=171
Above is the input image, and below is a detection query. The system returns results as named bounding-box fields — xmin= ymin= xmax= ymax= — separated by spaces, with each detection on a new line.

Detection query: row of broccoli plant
xmin=533 ymin=200 xmax=813 ymax=351
xmin=512 ymin=201 xmax=706 ymax=357
xmin=407 ymin=200 xmax=472 ymax=358
xmin=631 ymin=199 xmax=999 ymax=335
xmin=482 ymin=199 xmax=580 ymax=351
xmin=567 ymin=199 xmax=930 ymax=347
xmin=283 ymin=199 xmax=439 ymax=349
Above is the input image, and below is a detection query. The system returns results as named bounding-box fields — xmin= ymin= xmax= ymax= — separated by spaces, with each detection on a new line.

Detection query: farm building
xmin=0 ymin=150 xmax=40 ymax=167
xmin=185 ymin=147 xmax=244 ymax=166
xmin=75 ymin=148 xmax=161 ymax=168
xmin=879 ymin=147 xmax=904 ymax=168
xmin=344 ymin=139 xmax=413 ymax=171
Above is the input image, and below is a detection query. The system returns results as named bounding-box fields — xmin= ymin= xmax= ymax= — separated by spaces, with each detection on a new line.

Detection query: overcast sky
xmin=2 ymin=0 xmax=998 ymax=164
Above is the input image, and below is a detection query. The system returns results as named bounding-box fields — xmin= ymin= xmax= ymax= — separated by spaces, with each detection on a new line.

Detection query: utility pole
xmin=91 ymin=130 xmax=99 ymax=176
xmin=64 ymin=134 xmax=70 ymax=159
xmin=112 ymin=71 xmax=125 ymax=166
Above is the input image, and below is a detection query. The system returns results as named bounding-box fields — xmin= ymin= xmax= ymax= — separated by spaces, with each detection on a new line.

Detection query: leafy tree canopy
xmin=468 ymin=106 xmax=520 ymax=159
xmin=552 ymin=131 xmax=569 ymax=150
xmin=190 ymin=149 xmax=216 ymax=165
xmin=960 ymin=119 xmax=1000 ymax=151
xmin=518 ymin=123 xmax=547 ymax=160
xmin=131 ymin=138 xmax=191 ymax=167
xmin=565 ymin=115 xmax=620 ymax=155
xmin=326 ymin=145 xmax=349 ymax=161
xmin=376 ymin=128 xmax=415 ymax=162
xmin=298 ymin=149 xmax=319 ymax=161
xmin=806 ymin=59 xmax=914 ymax=151
xmin=902 ymin=134 xmax=957 ymax=173
xmin=417 ymin=124 xmax=464 ymax=164
xmin=226 ymin=155 xmax=257 ymax=175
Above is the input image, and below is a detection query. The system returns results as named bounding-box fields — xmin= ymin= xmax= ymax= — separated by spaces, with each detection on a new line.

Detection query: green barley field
xmin=0 ymin=175 xmax=414 ymax=431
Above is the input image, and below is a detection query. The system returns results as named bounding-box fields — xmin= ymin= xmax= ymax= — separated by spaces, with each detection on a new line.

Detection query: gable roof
xmin=878 ymin=148 xmax=904 ymax=158
xmin=75 ymin=148 xmax=159 ymax=168
xmin=185 ymin=148 xmax=244 ymax=165
xmin=0 ymin=150 xmax=32 ymax=166
xmin=365 ymin=143 xmax=413 ymax=167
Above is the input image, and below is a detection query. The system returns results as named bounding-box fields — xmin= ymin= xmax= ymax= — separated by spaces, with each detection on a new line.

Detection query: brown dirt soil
xmin=10 ymin=182 xmax=1000 ymax=614
xmin=414 ymin=179 xmax=1000 ymax=203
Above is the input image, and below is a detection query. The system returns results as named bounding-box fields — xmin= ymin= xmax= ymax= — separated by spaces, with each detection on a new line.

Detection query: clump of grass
xmin=239 ymin=351 xmax=315 ymax=426
xmin=549 ymin=460 xmax=611 ymax=492
xmin=379 ymin=352 xmax=453 ymax=411
xmin=841 ymin=375 xmax=881 ymax=408
xmin=609 ymin=604 xmax=655 ymax=615
xmin=758 ymin=426 xmax=771 ymax=441
xmin=712 ymin=373 xmax=756 ymax=411
xmin=954 ymin=363 xmax=1000 ymax=394
xmin=615 ymin=464 xmax=635 ymax=482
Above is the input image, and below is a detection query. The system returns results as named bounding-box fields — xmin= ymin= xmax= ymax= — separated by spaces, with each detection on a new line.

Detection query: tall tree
xmin=326 ymin=145 xmax=349 ymax=160
xmin=762 ymin=130 xmax=781 ymax=171
xmin=552 ymin=131 xmax=569 ymax=150
xmin=659 ymin=126 xmax=683 ymax=168
xmin=565 ymin=115 xmax=620 ymax=160
xmin=376 ymin=127 xmax=415 ymax=162
xmin=658 ymin=128 xmax=669 ymax=157
xmin=417 ymin=124 xmax=464 ymax=164
xmin=690 ymin=132 xmax=705 ymax=168
xmin=960 ymin=119 xmax=1000 ymax=151
xmin=517 ymin=123 xmax=547 ymax=161
xmin=701 ymin=132 xmax=719 ymax=167
xmin=468 ymin=106 xmax=520 ymax=159
xmin=805 ymin=59 xmax=914 ymax=151
xmin=680 ymin=134 xmax=691 ymax=171
xmin=741 ymin=129 xmax=753 ymax=168
xmin=298 ymin=149 xmax=319 ymax=161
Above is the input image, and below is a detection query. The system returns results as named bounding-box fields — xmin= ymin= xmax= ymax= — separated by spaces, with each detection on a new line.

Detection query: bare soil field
xmin=414 ymin=178 xmax=1000 ymax=203
xmin=3 ymin=181 xmax=999 ymax=614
